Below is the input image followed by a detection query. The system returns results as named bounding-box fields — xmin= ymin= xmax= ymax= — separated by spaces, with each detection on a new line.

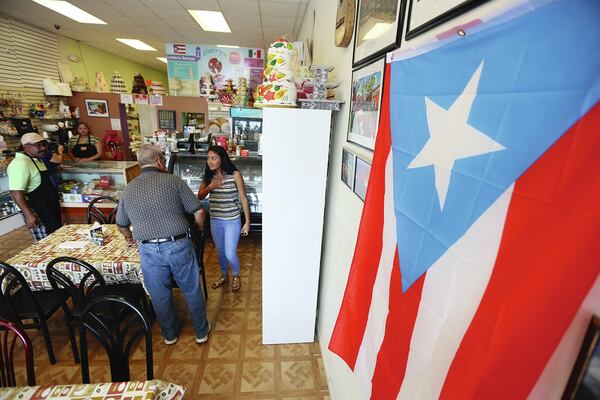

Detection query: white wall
xmin=295 ymin=1 xmax=596 ymax=399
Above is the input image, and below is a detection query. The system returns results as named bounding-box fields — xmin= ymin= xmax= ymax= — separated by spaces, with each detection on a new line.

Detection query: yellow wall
xmin=57 ymin=36 xmax=167 ymax=92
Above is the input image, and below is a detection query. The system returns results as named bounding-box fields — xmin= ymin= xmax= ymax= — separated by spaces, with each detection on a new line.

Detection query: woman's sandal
xmin=232 ymin=275 xmax=241 ymax=292
xmin=211 ymin=276 xmax=228 ymax=289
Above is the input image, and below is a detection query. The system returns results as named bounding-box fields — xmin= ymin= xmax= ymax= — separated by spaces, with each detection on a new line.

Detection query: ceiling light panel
xmin=116 ymin=39 xmax=157 ymax=51
xmin=188 ymin=10 xmax=231 ymax=33
xmin=32 ymin=0 xmax=107 ymax=24
xmin=156 ymin=57 xmax=168 ymax=63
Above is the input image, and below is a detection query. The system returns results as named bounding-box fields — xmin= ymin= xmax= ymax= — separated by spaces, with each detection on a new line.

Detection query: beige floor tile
xmin=207 ymin=333 xmax=242 ymax=359
xmin=280 ymin=361 xmax=316 ymax=391
xmin=240 ymin=361 xmax=275 ymax=393
xmin=244 ymin=333 xmax=275 ymax=359
xmin=198 ymin=362 xmax=237 ymax=395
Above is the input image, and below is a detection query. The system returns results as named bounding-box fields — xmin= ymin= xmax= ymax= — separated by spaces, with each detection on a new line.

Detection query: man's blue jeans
xmin=210 ymin=217 xmax=241 ymax=276
xmin=138 ymin=238 xmax=208 ymax=341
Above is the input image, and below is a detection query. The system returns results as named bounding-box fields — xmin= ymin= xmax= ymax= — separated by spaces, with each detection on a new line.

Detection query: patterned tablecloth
xmin=6 ymin=224 xmax=142 ymax=291
xmin=0 ymin=379 xmax=185 ymax=399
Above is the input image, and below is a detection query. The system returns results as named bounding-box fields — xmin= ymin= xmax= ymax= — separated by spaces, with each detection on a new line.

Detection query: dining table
xmin=0 ymin=379 xmax=185 ymax=399
xmin=5 ymin=224 xmax=142 ymax=291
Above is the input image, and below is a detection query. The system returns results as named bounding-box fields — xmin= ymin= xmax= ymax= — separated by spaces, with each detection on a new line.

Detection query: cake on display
xmin=110 ymin=71 xmax=127 ymax=93
xmin=150 ymin=81 xmax=166 ymax=95
xmin=94 ymin=72 xmax=109 ymax=92
xmin=254 ymin=38 xmax=297 ymax=108
xmin=132 ymin=74 xmax=148 ymax=94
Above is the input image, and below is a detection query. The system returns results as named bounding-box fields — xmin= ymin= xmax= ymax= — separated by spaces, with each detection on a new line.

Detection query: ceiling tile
xmin=101 ymin=0 xmax=143 ymax=5
xmin=138 ymin=0 xmax=182 ymax=8
xmin=225 ymin=13 xmax=261 ymax=28
xmin=116 ymin=5 xmax=156 ymax=17
xmin=261 ymin=15 xmax=296 ymax=29
xmin=151 ymin=9 xmax=192 ymax=19
xmin=219 ymin=0 xmax=259 ymax=14
xmin=260 ymin=1 xmax=301 ymax=17
xmin=178 ymin=0 xmax=221 ymax=11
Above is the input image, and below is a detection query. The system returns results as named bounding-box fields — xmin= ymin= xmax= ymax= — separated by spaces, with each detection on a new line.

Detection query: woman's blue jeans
xmin=138 ymin=238 xmax=209 ymax=341
xmin=210 ymin=217 xmax=241 ymax=277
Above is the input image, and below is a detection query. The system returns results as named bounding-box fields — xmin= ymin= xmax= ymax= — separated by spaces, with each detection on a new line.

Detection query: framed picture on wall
xmin=347 ymin=57 xmax=386 ymax=151
xmin=405 ymin=0 xmax=491 ymax=40
xmin=353 ymin=0 xmax=407 ymax=66
xmin=562 ymin=315 xmax=600 ymax=399
xmin=341 ymin=148 xmax=356 ymax=190
xmin=353 ymin=156 xmax=372 ymax=202
xmin=84 ymin=99 xmax=109 ymax=118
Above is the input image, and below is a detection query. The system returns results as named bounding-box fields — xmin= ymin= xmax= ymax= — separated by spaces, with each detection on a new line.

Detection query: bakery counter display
xmin=0 ymin=165 xmax=24 ymax=235
xmin=169 ymin=152 xmax=263 ymax=231
xmin=58 ymin=161 xmax=140 ymax=223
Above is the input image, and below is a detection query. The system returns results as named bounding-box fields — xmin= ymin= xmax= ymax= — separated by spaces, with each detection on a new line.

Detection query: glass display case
xmin=0 ymin=165 xmax=24 ymax=235
xmin=59 ymin=161 xmax=140 ymax=207
xmin=169 ymin=152 xmax=262 ymax=231
xmin=230 ymin=107 xmax=262 ymax=152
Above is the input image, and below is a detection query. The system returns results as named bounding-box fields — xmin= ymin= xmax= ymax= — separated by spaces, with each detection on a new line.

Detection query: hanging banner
xmin=165 ymin=43 xmax=264 ymax=96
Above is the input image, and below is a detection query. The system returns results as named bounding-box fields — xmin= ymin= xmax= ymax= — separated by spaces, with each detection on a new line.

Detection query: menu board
xmin=158 ymin=109 xmax=176 ymax=130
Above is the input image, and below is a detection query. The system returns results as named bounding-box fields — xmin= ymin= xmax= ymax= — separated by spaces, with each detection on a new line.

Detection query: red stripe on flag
xmin=370 ymin=249 xmax=425 ymax=399
xmin=328 ymin=66 xmax=392 ymax=369
xmin=440 ymin=103 xmax=600 ymax=399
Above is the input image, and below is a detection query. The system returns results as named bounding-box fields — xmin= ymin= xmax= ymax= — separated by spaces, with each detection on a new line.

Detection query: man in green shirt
xmin=8 ymin=132 xmax=62 ymax=240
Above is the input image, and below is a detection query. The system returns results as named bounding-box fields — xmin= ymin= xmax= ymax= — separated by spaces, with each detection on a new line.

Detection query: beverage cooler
xmin=168 ymin=152 xmax=262 ymax=232
xmin=230 ymin=107 xmax=262 ymax=152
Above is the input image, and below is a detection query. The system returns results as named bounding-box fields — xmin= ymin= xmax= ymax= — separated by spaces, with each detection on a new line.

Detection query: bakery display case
xmin=0 ymin=165 xmax=24 ymax=235
xmin=169 ymin=152 xmax=263 ymax=231
xmin=59 ymin=161 xmax=140 ymax=223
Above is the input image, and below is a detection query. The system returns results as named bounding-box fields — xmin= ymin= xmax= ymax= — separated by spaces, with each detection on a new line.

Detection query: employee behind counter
xmin=68 ymin=122 xmax=103 ymax=163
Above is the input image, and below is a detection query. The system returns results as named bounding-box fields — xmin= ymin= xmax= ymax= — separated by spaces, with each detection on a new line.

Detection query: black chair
xmin=46 ymin=256 xmax=151 ymax=363
xmin=0 ymin=261 xmax=68 ymax=365
xmin=79 ymin=295 xmax=152 ymax=383
xmin=86 ymin=196 xmax=118 ymax=224
xmin=0 ymin=319 xmax=35 ymax=387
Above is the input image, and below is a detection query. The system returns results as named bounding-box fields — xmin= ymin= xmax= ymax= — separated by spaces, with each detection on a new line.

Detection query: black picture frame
xmin=353 ymin=156 xmax=372 ymax=202
xmin=405 ymin=0 xmax=491 ymax=40
xmin=342 ymin=148 xmax=357 ymax=190
xmin=347 ymin=57 xmax=386 ymax=151
xmin=562 ymin=315 xmax=600 ymax=400
xmin=353 ymin=0 xmax=407 ymax=67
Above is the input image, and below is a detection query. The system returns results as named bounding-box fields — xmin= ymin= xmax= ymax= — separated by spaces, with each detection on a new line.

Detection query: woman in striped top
xmin=198 ymin=145 xmax=250 ymax=292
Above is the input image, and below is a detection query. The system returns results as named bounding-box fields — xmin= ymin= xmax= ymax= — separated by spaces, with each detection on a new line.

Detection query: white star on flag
xmin=407 ymin=61 xmax=506 ymax=210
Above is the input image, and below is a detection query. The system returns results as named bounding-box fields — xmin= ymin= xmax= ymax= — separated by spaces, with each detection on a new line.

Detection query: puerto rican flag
xmin=329 ymin=0 xmax=600 ymax=398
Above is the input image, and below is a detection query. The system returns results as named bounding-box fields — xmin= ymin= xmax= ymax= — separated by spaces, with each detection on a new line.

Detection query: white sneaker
xmin=196 ymin=322 xmax=211 ymax=344
xmin=164 ymin=336 xmax=178 ymax=345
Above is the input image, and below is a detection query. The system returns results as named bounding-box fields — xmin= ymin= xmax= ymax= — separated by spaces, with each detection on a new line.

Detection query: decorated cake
xmin=132 ymin=73 xmax=148 ymax=94
xmin=254 ymin=38 xmax=297 ymax=108
xmin=110 ymin=71 xmax=127 ymax=93
xmin=150 ymin=81 xmax=166 ymax=95
xmin=94 ymin=72 xmax=108 ymax=92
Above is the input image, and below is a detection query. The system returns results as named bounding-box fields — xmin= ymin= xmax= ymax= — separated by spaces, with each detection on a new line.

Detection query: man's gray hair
xmin=136 ymin=144 xmax=163 ymax=167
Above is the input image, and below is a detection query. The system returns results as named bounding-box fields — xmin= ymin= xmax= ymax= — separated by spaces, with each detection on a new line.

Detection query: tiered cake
xmin=234 ymin=78 xmax=248 ymax=107
xmin=94 ymin=72 xmax=108 ymax=92
xmin=110 ymin=71 xmax=127 ymax=93
xmin=254 ymin=38 xmax=297 ymax=108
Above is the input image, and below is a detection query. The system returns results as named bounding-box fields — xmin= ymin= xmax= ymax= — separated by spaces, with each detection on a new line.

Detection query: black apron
xmin=25 ymin=154 xmax=62 ymax=234
xmin=72 ymin=135 xmax=98 ymax=159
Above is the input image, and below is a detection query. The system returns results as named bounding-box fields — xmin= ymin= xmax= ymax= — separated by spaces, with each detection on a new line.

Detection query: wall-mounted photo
xmin=347 ymin=57 xmax=385 ymax=151
xmin=354 ymin=156 xmax=372 ymax=202
xmin=341 ymin=149 xmax=356 ymax=190
xmin=84 ymin=99 xmax=109 ymax=118
xmin=405 ymin=0 xmax=490 ymax=40
xmin=353 ymin=0 xmax=406 ymax=66
xmin=563 ymin=315 xmax=600 ymax=400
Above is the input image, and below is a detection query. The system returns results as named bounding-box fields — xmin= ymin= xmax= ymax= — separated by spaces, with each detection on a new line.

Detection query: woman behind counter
xmin=198 ymin=145 xmax=250 ymax=292
xmin=68 ymin=122 xmax=103 ymax=163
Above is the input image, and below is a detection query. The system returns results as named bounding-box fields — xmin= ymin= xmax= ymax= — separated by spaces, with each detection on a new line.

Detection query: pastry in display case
xmin=0 ymin=165 xmax=24 ymax=235
xmin=58 ymin=161 xmax=140 ymax=222
xmin=169 ymin=153 xmax=262 ymax=231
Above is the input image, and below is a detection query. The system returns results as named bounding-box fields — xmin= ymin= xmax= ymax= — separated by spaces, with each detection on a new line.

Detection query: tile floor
xmin=0 ymin=227 xmax=330 ymax=399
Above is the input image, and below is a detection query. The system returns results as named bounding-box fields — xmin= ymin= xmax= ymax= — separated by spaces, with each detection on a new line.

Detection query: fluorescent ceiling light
xmin=156 ymin=57 xmax=168 ymax=63
xmin=188 ymin=10 xmax=231 ymax=33
xmin=116 ymin=39 xmax=157 ymax=51
xmin=217 ymin=45 xmax=239 ymax=49
xmin=32 ymin=0 xmax=106 ymax=24
xmin=363 ymin=22 xmax=392 ymax=41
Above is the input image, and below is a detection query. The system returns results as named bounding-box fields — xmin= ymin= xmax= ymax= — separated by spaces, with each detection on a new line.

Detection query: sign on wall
xmin=165 ymin=43 xmax=264 ymax=97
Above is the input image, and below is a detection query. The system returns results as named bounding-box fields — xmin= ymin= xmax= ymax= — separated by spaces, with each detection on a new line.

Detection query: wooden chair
xmin=46 ymin=256 xmax=150 ymax=363
xmin=0 ymin=319 xmax=35 ymax=387
xmin=0 ymin=261 xmax=68 ymax=365
xmin=79 ymin=295 xmax=152 ymax=383
xmin=86 ymin=196 xmax=118 ymax=224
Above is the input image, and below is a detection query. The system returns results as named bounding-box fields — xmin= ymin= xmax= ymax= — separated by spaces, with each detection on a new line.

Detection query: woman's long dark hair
xmin=202 ymin=145 xmax=238 ymax=185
